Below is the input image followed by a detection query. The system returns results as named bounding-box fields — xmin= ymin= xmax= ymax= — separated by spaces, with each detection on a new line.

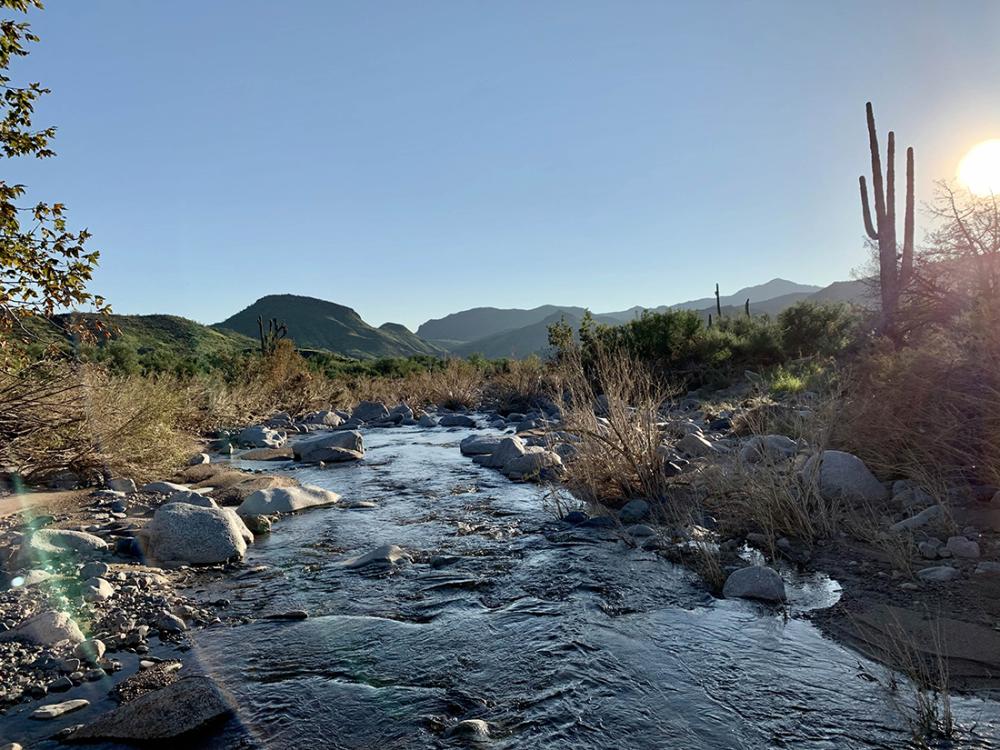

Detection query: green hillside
xmin=214 ymin=294 xmax=444 ymax=359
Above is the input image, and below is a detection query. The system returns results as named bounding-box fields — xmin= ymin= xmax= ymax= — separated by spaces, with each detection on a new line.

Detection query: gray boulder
xmin=619 ymin=498 xmax=650 ymax=524
xmin=502 ymin=449 xmax=563 ymax=480
xmin=740 ymin=435 xmax=798 ymax=463
xmin=237 ymin=485 xmax=341 ymax=516
xmin=916 ymin=565 xmax=961 ymax=582
xmin=302 ymin=410 xmax=344 ymax=427
xmin=293 ymin=430 xmax=364 ymax=463
xmin=417 ymin=414 xmax=438 ymax=428
xmin=890 ymin=504 xmax=943 ymax=532
xmin=0 ymin=610 xmax=84 ymax=646
xmin=802 ymin=450 xmax=887 ymax=503
xmin=946 ymin=536 xmax=980 ymax=559
xmin=460 ymin=434 xmax=501 ymax=456
xmin=352 ymin=401 xmax=389 ymax=423
xmin=106 ymin=478 xmax=136 ymax=494
xmin=722 ymin=566 xmax=786 ymax=603
xmin=474 ymin=436 xmax=526 ymax=469
xmin=145 ymin=503 xmax=252 ymax=565
xmin=446 ymin=719 xmax=491 ymax=741
xmin=677 ymin=432 xmax=717 ymax=458
xmin=440 ymin=414 xmax=477 ymax=428
xmin=83 ymin=577 xmax=115 ymax=602
xmin=166 ymin=490 xmax=218 ymax=509
xmin=68 ymin=676 xmax=232 ymax=742
xmin=18 ymin=528 xmax=108 ymax=567
xmin=237 ymin=425 xmax=286 ymax=449
xmin=141 ymin=481 xmax=190 ymax=494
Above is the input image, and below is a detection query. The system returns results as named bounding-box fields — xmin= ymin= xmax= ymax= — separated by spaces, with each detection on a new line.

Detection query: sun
xmin=958 ymin=139 xmax=1000 ymax=197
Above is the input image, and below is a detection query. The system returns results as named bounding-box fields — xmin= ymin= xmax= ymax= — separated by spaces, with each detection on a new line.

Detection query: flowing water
xmin=6 ymin=422 xmax=1000 ymax=748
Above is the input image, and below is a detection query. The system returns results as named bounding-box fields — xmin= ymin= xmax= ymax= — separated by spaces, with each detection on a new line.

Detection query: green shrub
xmin=778 ymin=301 xmax=858 ymax=358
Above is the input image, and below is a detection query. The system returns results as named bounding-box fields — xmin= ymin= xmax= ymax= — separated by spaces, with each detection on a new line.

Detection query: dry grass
xmin=555 ymin=345 xmax=678 ymax=507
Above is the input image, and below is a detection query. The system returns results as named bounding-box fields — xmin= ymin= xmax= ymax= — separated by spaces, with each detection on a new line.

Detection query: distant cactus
xmin=257 ymin=315 xmax=288 ymax=356
xmin=859 ymin=101 xmax=914 ymax=334
xmin=745 ymin=298 xmax=750 ymax=317
xmin=715 ymin=283 xmax=722 ymax=318
xmin=708 ymin=313 xmax=713 ymax=328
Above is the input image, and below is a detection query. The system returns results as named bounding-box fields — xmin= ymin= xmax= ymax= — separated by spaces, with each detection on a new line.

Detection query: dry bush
xmin=482 ymin=356 xmax=558 ymax=413
xmin=557 ymin=345 xmax=676 ymax=507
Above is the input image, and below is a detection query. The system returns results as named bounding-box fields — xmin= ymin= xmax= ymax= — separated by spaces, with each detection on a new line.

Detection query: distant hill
xmin=452 ymin=311 xmax=579 ymax=359
xmin=416 ymin=305 xmax=592 ymax=347
xmin=214 ymin=294 xmax=444 ymax=359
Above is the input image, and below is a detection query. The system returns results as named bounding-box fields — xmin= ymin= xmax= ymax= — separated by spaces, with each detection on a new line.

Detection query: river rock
xmin=945 ymin=536 xmax=980 ymax=558
xmin=31 ymin=698 xmax=89 ymax=719
xmin=418 ymin=414 xmax=439 ymax=428
xmin=473 ymin=436 xmax=526 ymax=469
xmin=83 ymin=577 xmax=115 ymax=602
xmin=447 ymin=719 xmax=491 ymax=742
xmin=341 ymin=544 xmax=411 ymax=569
xmin=302 ymin=410 xmax=344 ymax=427
xmin=76 ymin=638 xmax=106 ymax=664
xmin=676 ymin=432 xmax=717 ymax=458
xmin=186 ymin=453 xmax=210 ymax=466
xmin=141 ymin=481 xmax=190 ymax=494
xmin=975 ymin=561 xmax=1000 ymax=575
xmin=17 ymin=528 xmax=109 ymax=566
xmin=740 ymin=435 xmax=798 ymax=463
xmin=619 ymin=498 xmax=650 ymax=523
xmin=237 ymin=425 xmax=286 ymax=449
xmin=460 ymin=434 xmax=501 ymax=456
xmin=890 ymin=505 xmax=943 ymax=532
xmin=440 ymin=414 xmax=477 ymax=428
xmin=106 ymin=478 xmax=136 ymax=494
xmin=801 ymin=450 xmax=887 ymax=503
xmin=293 ymin=430 xmax=364 ymax=463
xmin=238 ymin=485 xmax=341 ymax=516
xmin=502 ymin=449 xmax=563 ymax=480
xmin=916 ymin=565 xmax=961 ymax=582
xmin=0 ymin=610 xmax=84 ymax=646
xmin=166 ymin=490 xmax=218 ymax=509
xmin=79 ymin=561 xmax=110 ymax=579
xmin=722 ymin=566 xmax=786 ymax=603
xmin=144 ymin=503 xmax=252 ymax=565
xmin=352 ymin=401 xmax=389 ymax=423
xmin=68 ymin=676 xmax=232 ymax=742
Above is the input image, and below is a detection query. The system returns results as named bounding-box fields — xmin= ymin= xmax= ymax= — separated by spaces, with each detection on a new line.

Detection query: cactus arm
xmin=902 ymin=146 xmax=914 ymax=282
xmin=860 ymin=176 xmax=878 ymax=240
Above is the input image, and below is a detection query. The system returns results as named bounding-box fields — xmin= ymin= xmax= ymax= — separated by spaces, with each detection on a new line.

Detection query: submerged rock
xmin=340 ymin=544 xmax=411 ymax=569
xmin=446 ymin=718 xmax=491 ymax=742
xmin=68 ymin=676 xmax=232 ymax=742
xmin=722 ymin=566 xmax=786 ymax=603
xmin=144 ymin=503 xmax=252 ymax=565
xmin=237 ymin=485 xmax=341 ymax=516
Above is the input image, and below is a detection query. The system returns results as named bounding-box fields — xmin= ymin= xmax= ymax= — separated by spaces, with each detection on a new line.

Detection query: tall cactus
xmin=859 ymin=101 xmax=914 ymax=334
xmin=257 ymin=315 xmax=288 ymax=356
xmin=715 ymin=283 xmax=722 ymax=318
xmin=744 ymin=298 xmax=750 ymax=317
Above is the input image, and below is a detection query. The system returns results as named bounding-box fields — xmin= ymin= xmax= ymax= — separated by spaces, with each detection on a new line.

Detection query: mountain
xmin=416 ymin=305 xmax=591 ymax=347
xmin=214 ymin=294 xmax=444 ymax=359
xmin=452 ymin=311 xmax=578 ymax=359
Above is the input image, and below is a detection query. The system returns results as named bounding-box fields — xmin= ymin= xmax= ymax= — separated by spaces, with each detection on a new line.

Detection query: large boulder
xmin=17 ymin=528 xmax=108 ymax=567
xmin=619 ymin=498 xmax=650 ymax=524
xmin=740 ymin=435 xmax=798 ymax=464
xmin=68 ymin=677 xmax=233 ymax=742
xmin=0 ymin=610 xmax=84 ymax=646
xmin=237 ymin=425 xmax=286 ymax=449
xmin=676 ymin=432 xmax=717 ymax=458
xmin=144 ymin=503 xmax=252 ymax=565
xmin=474 ymin=436 xmax=526 ymax=469
xmin=352 ymin=401 xmax=389 ymax=423
xmin=292 ymin=430 xmax=364 ymax=463
xmin=722 ymin=566 xmax=786 ymax=603
xmin=802 ymin=450 xmax=888 ymax=503
xmin=460 ymin=434 xmax=501 ymax=456
xmin=417 ymin=414 xmax=438 ymax=428
xmin=106 ymin=478 xmax=136 ymax=494
xmin=237 ymin=485 xmax=341 ymax=517
xmin=166 ymin=490 xmax=218 ymax=508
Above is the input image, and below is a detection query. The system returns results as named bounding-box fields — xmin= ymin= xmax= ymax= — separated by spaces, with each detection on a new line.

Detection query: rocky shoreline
xmin=1 ymin=396 xmax=999 ymax=746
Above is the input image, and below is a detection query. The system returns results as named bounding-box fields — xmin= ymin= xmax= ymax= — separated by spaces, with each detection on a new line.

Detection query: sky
xmin=7 ymin=0 xmax=1000 ymax=330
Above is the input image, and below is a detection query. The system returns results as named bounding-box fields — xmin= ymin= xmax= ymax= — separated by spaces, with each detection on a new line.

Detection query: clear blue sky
xmin=8 ymin=1 xmax=1000 ymax=330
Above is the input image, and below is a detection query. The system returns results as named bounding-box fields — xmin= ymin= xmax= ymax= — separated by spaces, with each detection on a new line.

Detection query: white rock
xmin=83 ymin=577 xmax=114 ymax=602
xmin=473 ymin=436 xmax=526 ymax=469
xmin=722 ymin=566 xmax=786 ymax=602
xmin=31 ymin=698 xmax=89 ymax=719
xmin=145 ymin=503 xmax=252 ymax=565
xmin=677 ymin=432 xmax=717 ymax=458
xmin=166 ymin=490 xmax=218 ymax=508
xmin=237 ymin=425 xmax=286 ymax=449
xmin=106 ymin=478 xmax=136 ymax=493
xmin=186 ymin=453 xmax=210 ymax=466
xmin=292 ymin=430 xmax=364 ymax=463
xmin=18 ymin=528 xmax=108 ymax=566
xmin=237 ymin=485 xmax=341 ymax=516
xmin=0 ymin=610 xmax=84 ymax=646
xmin=447 ymin=719 xmax=491 ymax=741
xmin=141 ymin=481 xmax=190 ymax=495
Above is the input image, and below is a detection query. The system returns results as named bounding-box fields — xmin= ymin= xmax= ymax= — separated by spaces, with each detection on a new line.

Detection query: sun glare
xmin=958 ymin=139 xmax=1000 ymax=196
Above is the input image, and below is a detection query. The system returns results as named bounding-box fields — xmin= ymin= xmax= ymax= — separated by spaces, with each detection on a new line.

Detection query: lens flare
xmin=958 ymin=139 xmax=1000 ymax=197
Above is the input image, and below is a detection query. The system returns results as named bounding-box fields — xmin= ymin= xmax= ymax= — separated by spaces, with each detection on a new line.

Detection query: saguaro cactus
xmin=744 ymin=298 xmax=750 ymax=317
xmin=859 ymin=101 xmax=914 ymax=334
xmin=715 ymin=283 xmax=722 ymax=318
xmin=257 ymin=315 xmax=288 ymax=356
